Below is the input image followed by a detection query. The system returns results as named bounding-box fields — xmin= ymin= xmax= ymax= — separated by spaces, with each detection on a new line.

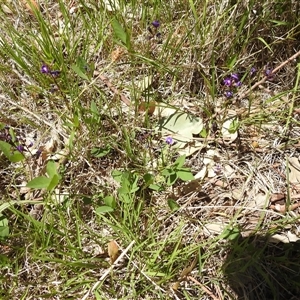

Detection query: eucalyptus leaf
xmin=157 ymin=112 xmax=203 ymax=146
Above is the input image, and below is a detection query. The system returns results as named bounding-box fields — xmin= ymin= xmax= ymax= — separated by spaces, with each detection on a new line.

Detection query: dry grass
xmin=1 ymin=0 xmax=300 ymax=299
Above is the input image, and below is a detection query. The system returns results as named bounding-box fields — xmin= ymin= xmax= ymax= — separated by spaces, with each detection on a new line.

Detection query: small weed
xmin=1 ymin=0 xmax=300 ymax=299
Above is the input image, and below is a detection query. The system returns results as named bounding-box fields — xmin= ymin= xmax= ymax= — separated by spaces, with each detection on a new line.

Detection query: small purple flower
xmin=50 ymin=70 xmax=61 ymax=77
xmin=250 ymin=67 xmax=256 ymax=76
xmin=231 ymin=73 xmax=239 ymax=81
xmin=16 ymin=145 xmax=24 ymax=152
xmin=152 ymin=20 xmax=160 ymax=28
xmin=35 ymin=149 xmax=42 ymax=159
xmin=41 ymin=65 xmax=50 ymax=74
xmin=213 ymin=164 xmax=222 ymax=174
xmin=235 ymin=81 xmax=242 ymax=87
xmin=225 ymin=91 xmax=233 ymax=98
xmin=265 ymin=68 xmax=274 ymax=81
xmin=265 ymin=68 xmax=273 ymax=77
xmin=223 ymin=77 xmax=232 ymax=86
xmin=165 ymin=136 xmax=174 ymax=145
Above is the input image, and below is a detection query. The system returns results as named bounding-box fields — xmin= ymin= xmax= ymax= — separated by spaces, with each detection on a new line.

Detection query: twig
xmin=238 ymin=49 xmax=300 ymax=99
xmin=187 ymin=276 xmax=219 ymax=300
xmin=185 ymin=205 xmax=284 ymax=218
xmin=81 ymin=240 xmax=135 ymax=300
xmin=98 ymin=74 xmax=131 ymax=106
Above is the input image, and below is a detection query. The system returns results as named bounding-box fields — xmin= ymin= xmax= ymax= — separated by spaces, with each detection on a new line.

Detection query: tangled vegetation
xmin=1 ymin=0 xmax=300 ymax=299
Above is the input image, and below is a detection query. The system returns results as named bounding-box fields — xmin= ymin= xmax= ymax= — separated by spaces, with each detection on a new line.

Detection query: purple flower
xmin=265 ymin=68 xmax=273 ymax=77
xmin=214 ymin=164 xmax=222 ymax=174
xmin=225 ymin=91 xmax=233 ymax=98
xmin=165 ymin=136 xmax=174 ymax=145
xmin=16 ymin=145 xmax=24 ymax=152
xmin=231 ymin=73 xmax=239 ymax=81
xmin=152 ymin=20 xmax=160 ymax=28
xmin=250 ymin=67 xmax=256 ymax=76
xmin=223 ymin=77 xmax=232 ymax=86
xmin=265 ymin=68 xmax=274 ymax=81
xmin=41 ymin=65 xmax=50 ymax=74
xmin=50 ymin=70 xmax=61 ymax=77
xmin=235 ymin=81 xmax=242 ymax=87
xmin=35 ymin=149 xmax=42 ymax=159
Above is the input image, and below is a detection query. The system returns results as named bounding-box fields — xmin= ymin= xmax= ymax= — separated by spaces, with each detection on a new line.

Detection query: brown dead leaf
xmin=270 ymin=193 xmax=285 ymax=203
xmin=270 ymin=202 xmax=300 ymax=213
xmin=111 ymin=47 xmax=125 ymax=62
xmin=288 ymin=157 xmax=300 ymax=183
xmin=269 ymin=231 xmax=300 ymax=243
xmin=107 ymin=240 xmax=119 ymax=264
xmin=138 ymin=101 xmax=156 ymax=115
xmin=171 ymin=281 xmax=180 ymax=290
xmin=21 ymin=0 xmax=39 ymax=14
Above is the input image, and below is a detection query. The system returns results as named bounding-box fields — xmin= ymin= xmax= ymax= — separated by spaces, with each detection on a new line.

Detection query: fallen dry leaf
xmin=270 ymin=193 xmax=285 ymax=203
xmin=138 ymin=101 xmax=156 ymax=115
xmin=107 ymin=240 xmax=119 ymax=264
xmin=288 ymin=157 xmax=300 ymax=183
xmin=111 ymin=47 xmax=125 ymax=62
xmin=269 ymin=231 xmax=300 ymax=244
xmin=21 ymin=0 xmax=39 ymax=14
xmin=203 ymin=222 xmax=227 ymax=236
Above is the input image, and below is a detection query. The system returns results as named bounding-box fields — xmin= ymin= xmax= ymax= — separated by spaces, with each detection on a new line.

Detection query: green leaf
xmin=177 ymin=169 xmax=195 ymax=181
xmin=95 ymin=206 xmax=114 ymax=214
xmin=161 ymin=168 xmax=174 ymax=176
xmin=143 ymin=173 xmax=154 ymax=185
xmin=47 ymin=174 xmax=60 ymax=191
xmin=111 ymin=18 xmax=127 ymax=45
xmin=174 ymin=155 xmax=186 ymax=168
xmin=9 ymin=151 xmax=25 ymax=162
xmin=91 ymin=146 xmax=111 ymax=158
xmin=149 ymin=184 xmax=161 ymax=191
xmin=46 ymin=160 xmax=57 ymax=178
xmin=228 ymin=118 xmax=240 ymax=133
xmin=104 ymin=196 xmax=116 ymax=209
xmin=167 ymin=199 xmax=180 ymax=211
xmin=0 ymin=141 xmax=24 ymax=162
xmin=166 ymin=173 xmax=178 ymax=186
xmin=112 ymin=170 xmax=123 ymax=183
xmin=257 ymin=37 xmax=273 ymax=53
xmin=26 ymin=176 xmax=52 ymax=189
xmin=200 ymin=127 xmax=208 ymax=138
xmin=0 ymin=141 xmax=12 ymax=158
xmin=90 ymin=100 xmax=99 ymax=116
xmin=0 ymin=214 xmax=9 ymax=240
xmin=71 ymin=64 xmax=89 ymax=81
xmin=227 ymin=54 xmax=237 ymax=69
xmin=82 ymin=196 xmax=92 ymax=205
xmin=220 ymin=226 xmax=241 ymax=240
xmin=76 ymin=56 xmax=88 ymax=70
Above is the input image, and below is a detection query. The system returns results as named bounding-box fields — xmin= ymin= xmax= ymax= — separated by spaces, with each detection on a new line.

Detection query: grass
xmin=1 ymin=0 xmax=300 ymax=299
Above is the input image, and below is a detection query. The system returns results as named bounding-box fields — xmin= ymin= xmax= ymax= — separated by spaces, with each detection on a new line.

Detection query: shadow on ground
xmin=223 ymin=233 xmax=300 ymax=300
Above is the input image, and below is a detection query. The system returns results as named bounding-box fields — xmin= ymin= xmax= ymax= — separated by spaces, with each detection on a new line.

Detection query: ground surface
xmin=1 ymin=0 xmax=300 ymax=299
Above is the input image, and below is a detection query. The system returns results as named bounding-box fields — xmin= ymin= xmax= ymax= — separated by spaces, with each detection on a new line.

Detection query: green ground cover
xmin=1 ymin=0 xmax=300 ymax=299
